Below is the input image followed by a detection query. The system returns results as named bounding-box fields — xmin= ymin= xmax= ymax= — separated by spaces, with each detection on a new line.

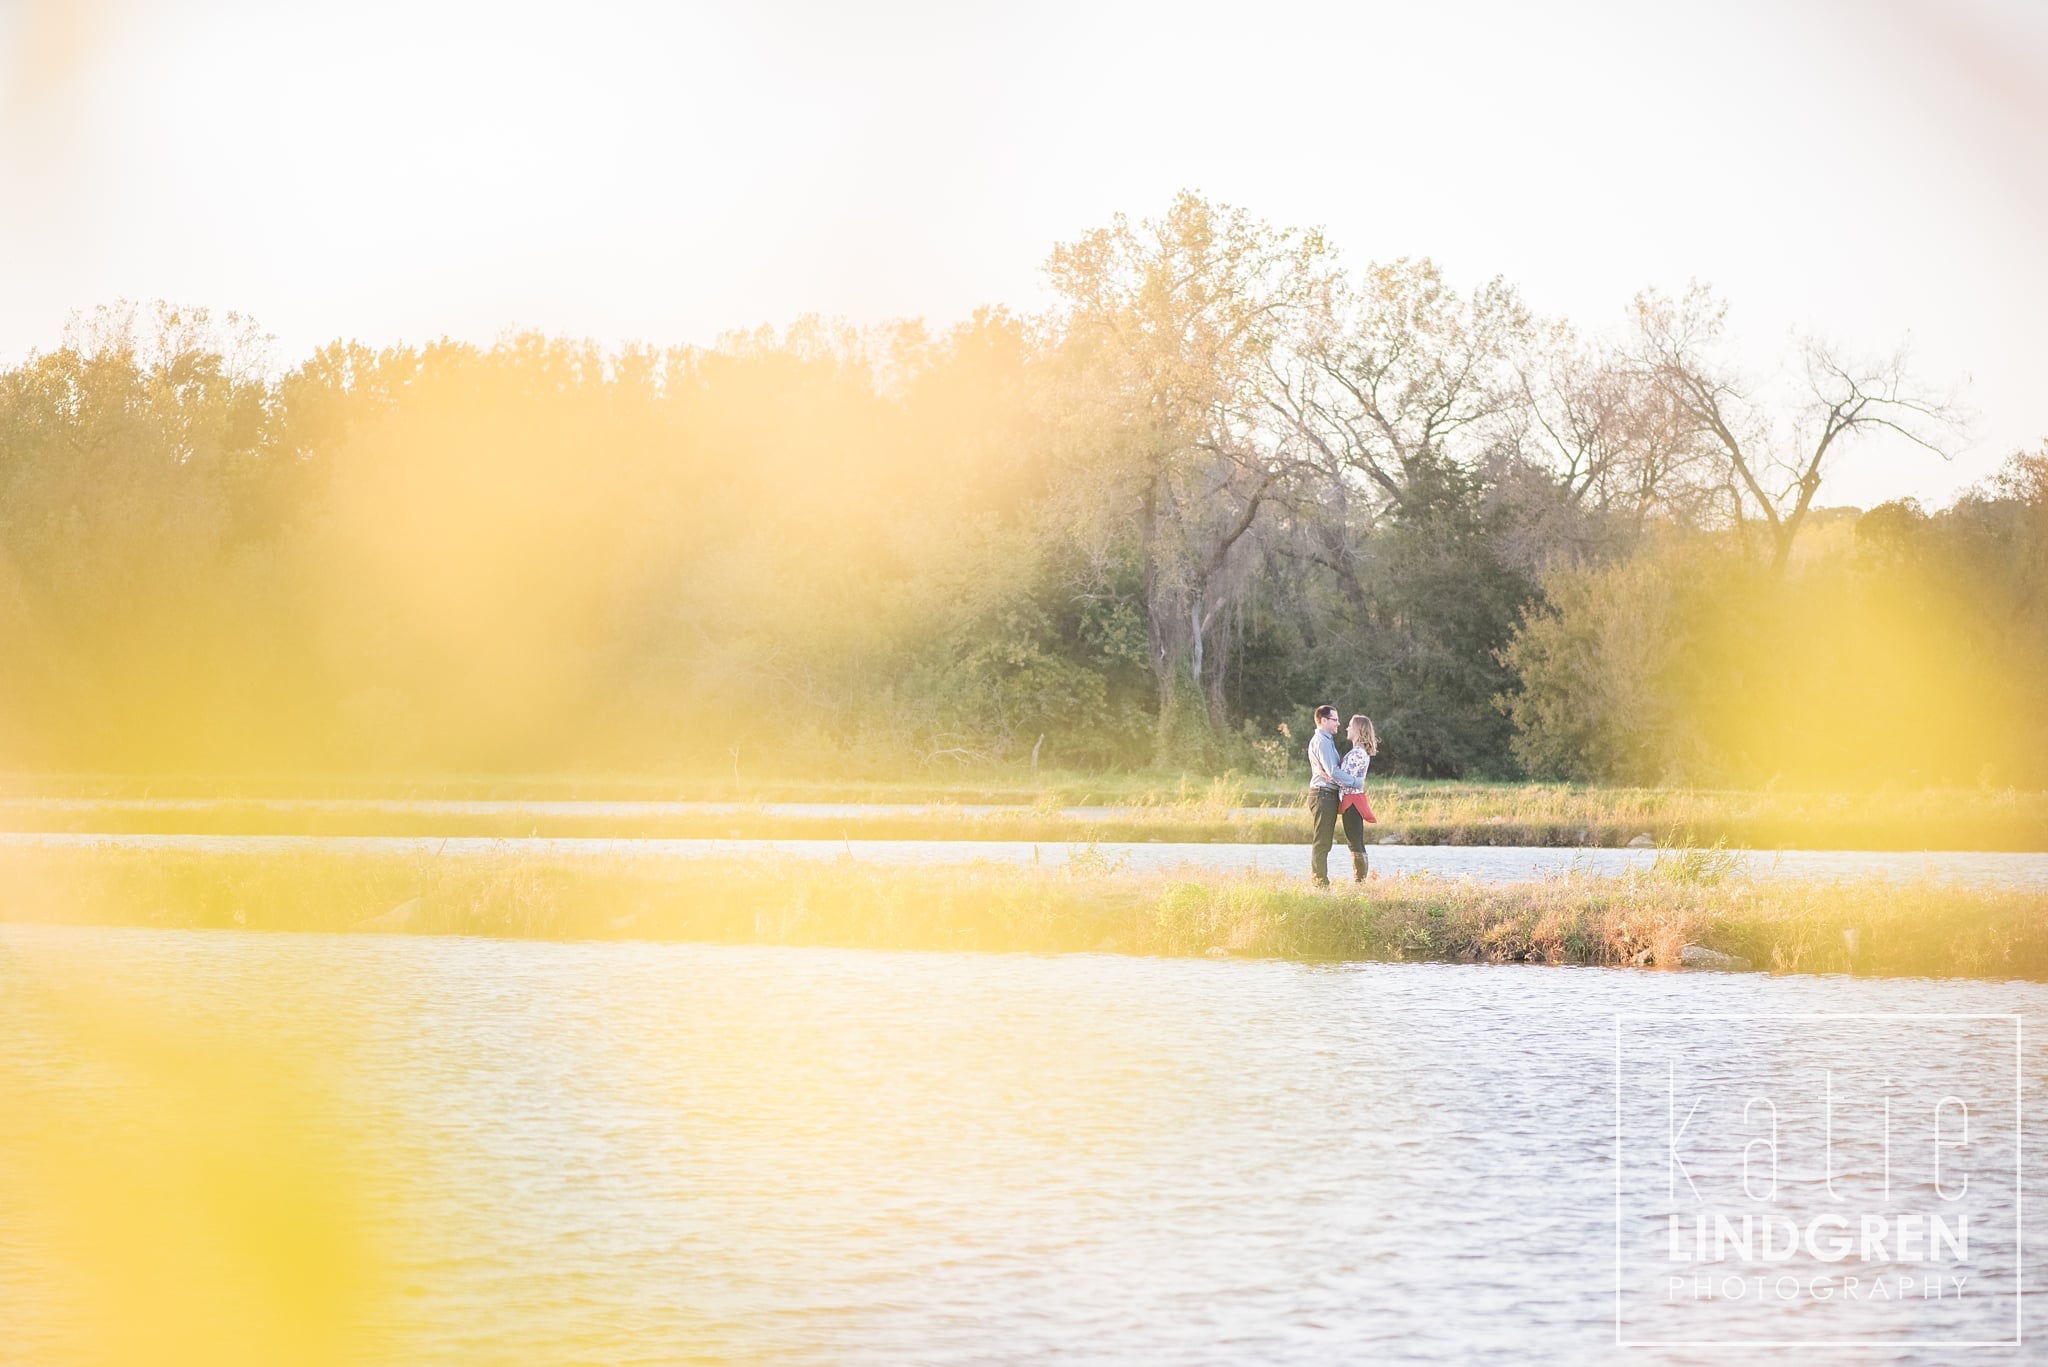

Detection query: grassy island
xmin=4 ymin=843 xmax=2043 ymax=983
xmin=1 ymin=775 xmax=2043 ymax=851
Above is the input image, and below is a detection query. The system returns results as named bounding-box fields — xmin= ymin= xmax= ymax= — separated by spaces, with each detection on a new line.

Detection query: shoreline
xmin=4 ymin=845 xmax=2044 ymax=982
xmin=0 ymin=803 xmax=2042 ymax=854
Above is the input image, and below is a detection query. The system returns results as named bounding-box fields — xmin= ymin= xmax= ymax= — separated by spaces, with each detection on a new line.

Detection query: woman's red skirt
xmin=1340 ymin=789 xmax=1375 ymax=823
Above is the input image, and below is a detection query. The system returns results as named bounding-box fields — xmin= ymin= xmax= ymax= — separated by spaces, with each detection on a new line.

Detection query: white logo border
xmin=1612 ymin=1011 xmax=2024 ymax=1351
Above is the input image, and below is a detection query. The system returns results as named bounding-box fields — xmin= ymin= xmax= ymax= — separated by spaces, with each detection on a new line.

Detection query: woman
xmin=1337 ymin=715 xmax=1377 ymax=881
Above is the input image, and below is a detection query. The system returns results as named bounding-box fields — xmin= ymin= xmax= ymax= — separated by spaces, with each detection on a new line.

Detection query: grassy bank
xmin=3 ymin=845 xmax=2045 ymax=981
xmin=1 ymin=775 xmax=2043 ymax=850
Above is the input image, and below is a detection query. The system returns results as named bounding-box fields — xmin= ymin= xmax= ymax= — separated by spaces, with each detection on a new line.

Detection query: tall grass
xmin=1647 ymin=839 xmax=1741 ymax=886
xmin=4 ymin=845 xmax=2044 ymax=981
xmin=1 ymin=773 xmax=2040 ymax=849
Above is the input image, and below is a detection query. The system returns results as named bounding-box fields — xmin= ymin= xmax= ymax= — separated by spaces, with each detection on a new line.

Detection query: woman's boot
xmin=1351 ymin=851 xmax=1369 ymax=883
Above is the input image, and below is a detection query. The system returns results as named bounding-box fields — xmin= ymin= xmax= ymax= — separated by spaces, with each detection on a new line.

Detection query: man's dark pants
xmin=1310 ymin=786 xmax=1340 ymax=885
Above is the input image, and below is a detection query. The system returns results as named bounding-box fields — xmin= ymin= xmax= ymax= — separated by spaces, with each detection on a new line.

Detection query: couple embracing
xmin=1306 ymin=703 xmax=1378 ymax=886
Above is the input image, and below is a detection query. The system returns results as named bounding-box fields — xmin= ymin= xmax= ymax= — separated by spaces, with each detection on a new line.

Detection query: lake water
xmin=2 ymin=926 xmax=2042 ymax=1364
xmin=6 ymin=831 xmax=2046 ymax=890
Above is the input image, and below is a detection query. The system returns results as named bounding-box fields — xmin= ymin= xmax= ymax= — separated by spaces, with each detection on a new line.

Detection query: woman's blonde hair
xmin=1347 ymin=715 xmax=1377 ymax=756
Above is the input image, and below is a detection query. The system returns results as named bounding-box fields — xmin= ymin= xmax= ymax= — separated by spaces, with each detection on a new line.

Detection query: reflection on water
xmin=1 ymin=927 xmax=2042 ymax=1364
xmin=5 ymin=831 xmax=2046 ymax=889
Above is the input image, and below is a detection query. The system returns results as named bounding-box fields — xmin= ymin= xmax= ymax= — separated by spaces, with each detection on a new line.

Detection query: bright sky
xmin=3 ymin=0 xmax=2044 ymax=507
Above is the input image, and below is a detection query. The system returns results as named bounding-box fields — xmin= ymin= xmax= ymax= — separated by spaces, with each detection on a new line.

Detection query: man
xmin=1306 ymin=703 xmax=1362 ymax=886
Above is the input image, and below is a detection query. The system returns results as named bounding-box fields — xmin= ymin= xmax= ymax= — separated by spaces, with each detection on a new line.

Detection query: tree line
xmin=2 ymin=193 xmax=2041 ymax=786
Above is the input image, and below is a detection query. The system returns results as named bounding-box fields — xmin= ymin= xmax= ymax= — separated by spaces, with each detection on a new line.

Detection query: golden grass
xmin=3 ymin=845 xmax=2043 ymax=981
xmin=0 ymin=775 xmax=2041 ymax=849
xmin=1356 ymin=780 xmax=2048 ymax=851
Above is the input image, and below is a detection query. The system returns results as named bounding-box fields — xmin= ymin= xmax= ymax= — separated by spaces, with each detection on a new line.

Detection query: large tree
xmin=1629 ymin=285 xmax=1964 ymax=575
xmin=1046 ymin=192 xmax=1330 ymax=743
xmin=1272 ymin=257 xmax=1529 ymax=519
xmin=1510 ymin=321 xmax=1715 ymax=550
